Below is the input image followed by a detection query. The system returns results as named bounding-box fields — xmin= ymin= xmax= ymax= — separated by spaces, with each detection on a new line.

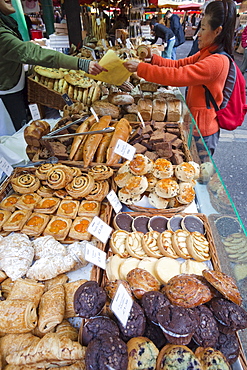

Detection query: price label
xmin=117 ymin=38 xmax=123 ymax=44
xmin=90 ymin=107 xmax=99 ymax=122
xmin=0 ymin=156 xmax=13 ymax=177
xmin=96 ymin=18 xmax=101 ymax=26
xmin=28 ymin=104 xmax=41 ymax=121
xmin=62 ymin=94 xmax=73 ymax=106
xmin=107 ymin=190 xmax=122 ymax=213
xmin=87 ymin=216 xmax=112 ymax=244
xmin=101 ymin=39 xmax=106 ymax=48
xmin=111 ymin=284 xmax=133 ymax=327
xmin=109 ymin=40 xmax=113 ymax=47
xmin=114 ymin=139 xmax=136 ymax=161
xmin=85 ymin=243 xmax=106 ymax=269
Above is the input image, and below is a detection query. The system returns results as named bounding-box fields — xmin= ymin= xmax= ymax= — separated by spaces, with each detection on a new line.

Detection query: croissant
xmin=55 ymin=320 xmax=78 ymax=341
xmin=6 ymin=333 xmax=86 ymax=367
xmin=7 ymin=278 xmax=45 ymax=308
xmin=0 ymin=300 xmax=37 ymax=334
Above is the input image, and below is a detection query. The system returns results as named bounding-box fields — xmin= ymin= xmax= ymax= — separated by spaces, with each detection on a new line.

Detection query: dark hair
xmin=205 ymin=0 xmax=236 ymax=56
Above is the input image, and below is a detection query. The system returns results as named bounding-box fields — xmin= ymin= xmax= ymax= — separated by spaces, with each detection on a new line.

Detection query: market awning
xmin=177 ymin=2 xmax=202 ymax=10
xmin=158 ymin=0 xmax=180 ymax=9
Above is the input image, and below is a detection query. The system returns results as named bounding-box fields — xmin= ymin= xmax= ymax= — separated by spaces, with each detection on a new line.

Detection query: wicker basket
xmin=27 ymin=75 xmax=75 ymax=111
xmin=126 ymin=203 xmax=189 ymax=215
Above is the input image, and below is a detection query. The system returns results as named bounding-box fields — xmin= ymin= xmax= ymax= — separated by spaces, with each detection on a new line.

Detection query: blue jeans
xmin=162 ymin=37 xmax=176 ymax=59
xmin=171 ymin=46 xmax=177 ymax=60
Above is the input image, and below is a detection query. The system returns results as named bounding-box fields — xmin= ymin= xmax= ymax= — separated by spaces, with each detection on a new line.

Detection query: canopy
xmin=177 ymin=2 xmax=202 ymax=10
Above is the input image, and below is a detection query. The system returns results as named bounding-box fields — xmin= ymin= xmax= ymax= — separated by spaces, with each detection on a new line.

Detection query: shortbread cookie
xmin=153 ymin=158 xmax=174 ymax=179
xmin=129 ymin=154 xmax=153 ymax=175
xmin=119 ymin=257 xmax=140 ymax=280
xmin=172 ymin=229 xmax=191 ymax=259
xmin=157 ymin=230 xmax=179 ymax=258
xmin=155 ymin=178 xmax=179 ymax=198
xmin=125 ymin=231 xmax=146 ymax=259
xmin=142 ymin=231 xmax=163 ymax=258
xmin=110 ymin=230 xmax=129 ymax=257
xmin=187 ymin=231 xmax=210 ymax=261
xmin=105 ymin=254 xmax=123 ymax=281
xmin=154 ymin=257 xmax=181 ymax=284
xmin=180 ymin=259 xmax=209 ymax=275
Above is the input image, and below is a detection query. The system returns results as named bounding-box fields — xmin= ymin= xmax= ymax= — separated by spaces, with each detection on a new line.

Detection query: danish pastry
xmin=43 ymin=216 xmax=72 ymax=241
xmin=22 ymin=212 xmax=50 ymax=237
xmin=35 ymin=163 xmax=54 ymax=180
xmin=0 ymin=209 xmax=11 ymax=230
xmin=68 ymin=216 xmax=92 ymax=241
xmin=88 ymin=165 xmax=113 ymax=180
xmin=34 ymin=197 xmax=60 ymax=214
xmin=2 ymin=210 xmax=32 ymax=232
xmin=15 ymin=193 xmax=41 ymax=211
xmin=84 ymin=180 xmax=109 ymax=201
xmin=56 ymin=199 xmax=80 ymax=219
xmin=0 ymin=194 xmax=20 ymax=212
xmin=46 ymin=166 xmax=74 ymax=189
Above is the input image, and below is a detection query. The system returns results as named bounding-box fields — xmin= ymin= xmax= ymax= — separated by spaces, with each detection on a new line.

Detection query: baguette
xmin=82 ymin=115 xmax=111 ymax=167
xmin=69 ymin=115 xmax=96 ymax=160
xmin=106 ymin=118 xmax=132 ymax=166
xmin=95 ymin=122 xmax=117 ymax=163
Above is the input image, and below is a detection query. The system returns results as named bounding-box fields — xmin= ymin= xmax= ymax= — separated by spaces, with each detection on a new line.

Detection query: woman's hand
xmin=123 ymin=60 xmax=140 ymax=73
xmin=88 ymin=61 xmax=107 ymax=75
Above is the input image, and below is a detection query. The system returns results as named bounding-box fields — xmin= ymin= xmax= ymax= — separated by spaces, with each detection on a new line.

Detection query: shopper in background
xmin=124 ymin=0 xmax=236 ymax=159
xmin=150 ymin=22 xmax=176 ymax=59
xmin=165 ymin=9 xmax=185 ymax=59
xmin=240 ymin=24 xmax=247 ymax=77
xmin=0 ymin=0 xmax=106 ymax=135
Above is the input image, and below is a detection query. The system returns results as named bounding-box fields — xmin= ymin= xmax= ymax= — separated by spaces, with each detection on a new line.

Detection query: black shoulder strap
xmin=203 ymin=84 xmax=219 ymax=111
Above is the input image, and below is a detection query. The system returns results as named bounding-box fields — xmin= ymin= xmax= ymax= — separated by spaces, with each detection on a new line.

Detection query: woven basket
xmin=27 ymin=75 xmax=74 ymax=111
xmin=127 ymin=202 xmax=189 ymax=215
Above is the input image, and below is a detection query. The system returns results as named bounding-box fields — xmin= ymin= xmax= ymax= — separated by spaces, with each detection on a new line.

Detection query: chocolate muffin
xmin=132 ymin=215 xmax=150 ymax=234
xmin=80 ymin=316 xmax=120 ymax=345
xmin=193 ymin=305 xmax=219 ymax=348
xmin=113 ymin=212 xmax=134 ymax=232
xmin=157 ymin=305 xmax=199 ymax=345
xmin=85 ymin=334 xmax=128 ymax=370
xmin=216 ymin=332 xmax=240 ymax=365
xmin=208 ymin=297 xmax=247 ymax=334
xmin=141 ymin=291 xmax=170 ymax=324
xmin=144 ymin=319 xmax=167 ymax=350
xmin=148 ymin=216 xmax=168 ymax=233
xmin=74 ymin=281 xmax=107 ymax=319
xmin=115 ymin=301 xmax=146 ymax=342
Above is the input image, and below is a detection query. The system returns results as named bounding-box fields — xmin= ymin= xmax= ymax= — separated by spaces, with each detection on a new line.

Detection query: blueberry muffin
xmin=156 ymin=344 xmax=202 ymax=370
xmin=195 ymin=347 xmax=231 ymax=370
xmin=127 ymin=336 xmax=159 ymax=370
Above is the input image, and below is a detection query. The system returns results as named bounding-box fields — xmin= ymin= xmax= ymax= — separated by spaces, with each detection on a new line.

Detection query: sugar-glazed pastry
xmin=11 ymin=173 xmax=40 ymax=194
xmin=35 ymin=163 xmax=54 ymax=180
xmin=0 ymin=194 xmax=20 ymax=212
xmin=153 ymin=158 xmax=174 ymax=179
xmin=145 ymin=173 xmax=158 ymax=192
xmin=68 ymin=216 xmax=93 ymax=241
xmin=56 ymin=199 xmax=80 ymax=219
xmin=125 ymin=231 xmax=146 ymax=259
xmin=157 ymin=230 xmax=179 ymax=258
xmin=187 ymin=231 xmax=210 ymax=261
xmin=175 ymin=162 xmax=195 ymax=182
xmin=78 ymin=200 xmax=100 ymax=217
xmin=65 ymin=174 xmax=95 ymax=199
xmin=126 ymin=268 xmax=160 ymax=299
xmin=142 ymin=231 xmax=163 ymax=258
xmin=34 ymin=197 xmax=61 ymax=214
xmin=85 ymin=180 xmax=109 ymax=201
xmin=43 ymin=216 xmax=72 ymax=241
xmin=32 ymin=235 xmax=67 ymax=260
xmin=0 ymin=209 xmax=11 ymax=230
xmin=118 ymin=187 xmax=141 ymax=205
xmin=129 ymin=154 xmax=153 ymax=176
xmin=155 ymin=178 xmax=179 ymax=199
xmin=88 ymin=165 xmax=114 ymax=180
xmin=124 ymin=175 xmax=148 ymax=196
xmin=148 ymin=192 xmax=169 ymax=209
xmin=2 ymin=210 xmax=32 ymax=232
xmin=110 ymin=230 xmax=130 ymax=258
xmin=176 ymin=182 xmax=195 ymax=205
xmin=172 ymin=229 xmax=191 ymax=259
xmin=114 ymin=171 xmax=133 ymax=188
xmin=22 ymin=212 xmax=50 ymax=237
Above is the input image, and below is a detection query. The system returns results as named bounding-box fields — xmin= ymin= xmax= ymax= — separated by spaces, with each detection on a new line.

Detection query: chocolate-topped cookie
xmin=80 ymin=316 xmax=120 ymax=345
xmin=167 ymin=215 xmax=183 ymax=231
xmin=74 ymin=281 xmax=107 ymax=319
xmin=113 ymin=212 xmax=134 ymax=232
xmin=148 ymin=216 xmax=168 ymax=233
xmin=132 ymin=215 xmax=150 ymax=234
xmin=157 ymin=305 xmax=199 ymax=345
xmin=216 ymin=332 xmax=240 ymax=365
xmin=208 ymin=297 xmax=247 ymax=334
xmin=85 ymin=334 xmax=128 ymax=370
xmin=181 ymin=215 xmax=205 ymax=234
xmin=115 ymin=301 xmax=146 ymax=342
xmin=193 ymin=305 xmax=219 ymax=347
xmin=141 ymin=291 xmax=170 ymax=324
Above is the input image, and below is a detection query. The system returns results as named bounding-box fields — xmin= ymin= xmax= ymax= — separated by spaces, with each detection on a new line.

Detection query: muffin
xmin=127 ymin=336 xmax=159 ymax=370
xmin=156 ymin=344 xmax=202 ymax=370
xmin=80 ymin=316 xmax=120 ymax=345
xmin=216 ymin=331 xmax=240 ymax=365
xmin=195 ymin=347 xmax=231 ymax=370
xmin=157 ymin=305 xmax=199 ymax=345
xmin=144 ymin=319 xmax=167 ymax=350
xmin=141 ymin=291 xmax=170 ymax=324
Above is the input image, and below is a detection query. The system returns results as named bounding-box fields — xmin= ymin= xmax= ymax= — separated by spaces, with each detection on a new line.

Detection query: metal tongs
xmin=45 ymin=114 xmax=90 ymax=137
xmin=42 ymin=126 xmax=115 ymax=140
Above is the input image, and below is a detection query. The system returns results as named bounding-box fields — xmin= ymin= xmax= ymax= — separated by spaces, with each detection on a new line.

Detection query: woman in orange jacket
xmin=124 ymin=0 xmax=236 ymax=159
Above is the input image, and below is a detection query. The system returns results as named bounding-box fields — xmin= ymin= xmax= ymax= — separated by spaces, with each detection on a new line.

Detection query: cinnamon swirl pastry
xmin=46 ymin=167 xmax=74 ymax=190
xmin=65 ymin=174 xmax=95 ymax=199
xmin=11 ymin=174 xmax=40 ymax=194
xmin=37 ymin=185 xmax=54 ymax=198
xmin=35 ymin=163 xmax=54 ymax=180
xmin=88 ymin=165 xmax=114 ymax=180
xmin=70 ymin=167 xmax=82 ymax=177
xmin=84 ymin=180 xmax=109 ymax=201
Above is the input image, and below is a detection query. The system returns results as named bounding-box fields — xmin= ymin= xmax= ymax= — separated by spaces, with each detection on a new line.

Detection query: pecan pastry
xmin=11 ymin=174 xmax=40 ymax=194
xmin=65 ymin=174 xmax=95 ymax=198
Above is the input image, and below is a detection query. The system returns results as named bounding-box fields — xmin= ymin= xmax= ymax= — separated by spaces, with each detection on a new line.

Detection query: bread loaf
xmin=92 ymin=101 xmax=120 ymax=118
xmin=152 ymin=99 xmax=167 ymax=122
xmin=137 ymin=98 xmax=153 ymax=122
xmin=140 ymin=79 xmax=159 ymax=92
xmin=24 ymin=120 xmax=50 ymax=147
xmin=108 ymin=92 xmax=134 ymax=106
xmin=167 ymin=99 xmax=182 ymax=122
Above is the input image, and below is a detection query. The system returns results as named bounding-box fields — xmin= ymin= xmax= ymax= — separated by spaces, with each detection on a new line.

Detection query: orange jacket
xmin=137 ymin=46 xmax=229 ymax=136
